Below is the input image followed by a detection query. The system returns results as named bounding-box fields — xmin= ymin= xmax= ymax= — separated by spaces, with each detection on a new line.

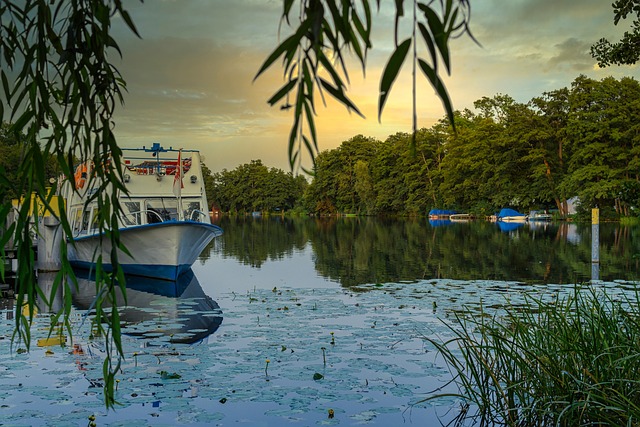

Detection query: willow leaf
xmin=302 ymin=134 xmax=315 ymax=160
xmin=267 ymin=79 xmax=297 ymax=106
xmin=418 ymin=3 xmax=450 ymax=73
xmin=254 ymin=23 xmax=308 ymax=81
xmin=302 ymin=60 xmax=315 ymax=113
xmin=378 ymin=37 xmax=411 ymax=121
xmin=319 ymin=77 xmax=364 ymax=118
xmin=288 ymin=114 xmax=300 ymax=170
xmin=418 ymin=58 xmax=455 ymax=129
xmin=303 ymin=100 xmax=317 ymax=152
xmin=418 ymin=22 xmax=438 ymax=73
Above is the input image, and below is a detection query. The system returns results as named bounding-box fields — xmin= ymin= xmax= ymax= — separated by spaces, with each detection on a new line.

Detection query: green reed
xmin=423 ymin=285 xmax=640 ymax=426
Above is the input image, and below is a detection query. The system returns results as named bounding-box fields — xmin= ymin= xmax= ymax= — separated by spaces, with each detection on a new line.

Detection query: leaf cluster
xmin=591 ymin=0 xmax=640 ymax=66
xmin=256 ymin=0 xmax=475 ymax=172
xmin=0 ymin=0 xmax=140 ymax=409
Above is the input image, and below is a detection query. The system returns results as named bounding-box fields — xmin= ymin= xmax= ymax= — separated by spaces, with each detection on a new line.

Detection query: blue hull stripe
xmin=70 ymin=261 xmax=191 ymax=282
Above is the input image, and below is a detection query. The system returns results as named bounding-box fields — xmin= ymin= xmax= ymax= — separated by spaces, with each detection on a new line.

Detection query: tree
xmin=591 ymin=0 xmax=640 ymax=66
xmin=210 ymin=161 xmax=307 ymax=213
xmin=563 ymin=75 xmax=640 ymax=214
xmin=528 ymin=88 xmax=572 ymax=216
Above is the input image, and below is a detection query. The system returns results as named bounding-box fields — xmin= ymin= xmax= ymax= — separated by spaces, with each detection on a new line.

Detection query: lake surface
xmin=1 ymin=217 xmax=639 ymax=426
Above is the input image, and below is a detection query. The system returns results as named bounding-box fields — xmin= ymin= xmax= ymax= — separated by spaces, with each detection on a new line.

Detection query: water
xmin=1 ymin=217 xmax=639 ymax=426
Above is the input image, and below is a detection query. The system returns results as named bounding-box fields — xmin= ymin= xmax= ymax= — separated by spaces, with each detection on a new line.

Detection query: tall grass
xmin=424 ymin=285 xmax=640 ymax=426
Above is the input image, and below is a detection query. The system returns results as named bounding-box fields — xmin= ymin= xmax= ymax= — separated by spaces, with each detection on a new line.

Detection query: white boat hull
xmin=499 ymin=216 xmax=528 ymax=222
xmin=68 ymin=221 xmax=223 ymax=280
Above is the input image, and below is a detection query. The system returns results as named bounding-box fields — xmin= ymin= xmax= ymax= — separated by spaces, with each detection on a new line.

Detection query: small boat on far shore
xmin=449 ymin=213 xmax=472 ymax=222
xmin=497 ymin=208 xmax=527 ymax=222
xmin=529 ymin=210 xmax=553 ymax=221
xmin=428 ymin=209 xmax=457 ymax=219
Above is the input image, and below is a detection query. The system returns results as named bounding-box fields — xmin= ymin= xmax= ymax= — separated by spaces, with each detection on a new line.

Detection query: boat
xmin=496 ymin=208 xmax=527 ymax=222
xmin=529 ymin=210 xmax=553 ymax=221
xmin=428 ymin=209 xmax=457 ymax=219
xmin=60 ymin=143 xmax=223 ymax=281
xmin=449 ymin=213 xmax=472 ymax=222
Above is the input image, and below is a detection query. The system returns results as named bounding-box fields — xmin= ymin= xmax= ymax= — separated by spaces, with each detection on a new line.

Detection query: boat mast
xmin=173 ymin=148 xmax=184 ymax=220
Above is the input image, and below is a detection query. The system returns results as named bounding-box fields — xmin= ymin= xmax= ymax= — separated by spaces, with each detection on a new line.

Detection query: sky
xmin=110 ymin=0 xmax=640 ymax=173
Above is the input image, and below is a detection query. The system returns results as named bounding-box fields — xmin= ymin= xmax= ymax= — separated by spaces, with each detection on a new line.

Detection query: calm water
xmin=203 ymin=216 xmax=640 ymax=288
xmin=1 ymin=217 xmax=639 ymax=426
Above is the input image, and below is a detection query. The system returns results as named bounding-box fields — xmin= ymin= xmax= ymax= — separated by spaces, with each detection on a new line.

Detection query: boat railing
xmin=121 ymin=209 xmax=208 ymax=225
xmin=188 ymin=210 xmax=208 ymax=222
xmin=121 ymin=209 xmax=165 ymax=225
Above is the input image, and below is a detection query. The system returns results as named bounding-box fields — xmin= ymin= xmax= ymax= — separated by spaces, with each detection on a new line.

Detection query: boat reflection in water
xmin=497 ymin=221 xmax=525 ymax=233
xmin=71 ymin=269 xmax=222 ymax=344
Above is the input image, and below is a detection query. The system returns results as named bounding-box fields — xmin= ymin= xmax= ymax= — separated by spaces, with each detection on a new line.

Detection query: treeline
xmin=304 ymin=75 xmax=640 ymax=218
xmin=208 ymin=160 xmax=308 ymax=213
xmin=0 ymin=123 xmax=59 ymax=203
xmin=211 ymin=75 xmax=640 ymax=219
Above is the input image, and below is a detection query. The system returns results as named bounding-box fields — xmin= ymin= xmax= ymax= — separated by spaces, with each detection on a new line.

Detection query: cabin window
xmin=184 ymin=200 xmax=202 ymax=221
xmin=145 ymin=199 xmax=177 ymax=223
xmin=90 ymin=208 xmax=100 ymax=231
xmin=71 ymin=208 xmax=83 ymax=235
xmin=81 ymin=210 xmax=91 ymax=234
xmin=122 ymin=201 xmax=141 ymax=226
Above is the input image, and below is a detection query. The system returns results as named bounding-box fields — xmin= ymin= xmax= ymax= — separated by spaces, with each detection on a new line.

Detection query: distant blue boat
xmin=497 ymin=208 xmax=527 ymax=222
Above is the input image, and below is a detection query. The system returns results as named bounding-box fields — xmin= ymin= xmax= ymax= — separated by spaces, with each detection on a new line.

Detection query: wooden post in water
xmin=36 ymin=215 xmax=63 ymax=313
xmin=37 ymin=215 xmax=62 ymax=272
xmin=591 ymin=208 xmax=599 ymax=281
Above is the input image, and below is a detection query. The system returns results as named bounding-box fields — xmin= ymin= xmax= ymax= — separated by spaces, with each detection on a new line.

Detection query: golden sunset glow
xmin=111 ymin=1 xmax=640 ymax=173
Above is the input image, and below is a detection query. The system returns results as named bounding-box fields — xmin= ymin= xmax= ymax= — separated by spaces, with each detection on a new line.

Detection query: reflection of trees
xmin=208 ymin=216 xmax=308 ymax=267
xmin=208 ymin=217 xmax=640 ymax=286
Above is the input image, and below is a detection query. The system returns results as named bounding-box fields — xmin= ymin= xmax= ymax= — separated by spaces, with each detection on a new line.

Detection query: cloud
xmin=107 ymin=0 xmax=640 ymax=172
xmin=547 ymin=38 xmax=594 ymax=71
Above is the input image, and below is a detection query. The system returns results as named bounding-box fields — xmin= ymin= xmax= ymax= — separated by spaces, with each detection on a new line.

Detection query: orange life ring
xmin=74 ymin=163 xmax=88 ymax=189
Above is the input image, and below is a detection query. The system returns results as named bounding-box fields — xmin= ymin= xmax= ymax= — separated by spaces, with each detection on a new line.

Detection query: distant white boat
xmin=529 ymin=210 xmax=553 ymax=221
xmin=449 ymin=213 xmax=472 ymax=222
xmin=497 ymin=208 xmax=527 ymax=222
xmin=60 ymin=143 xmax=223 ymax=281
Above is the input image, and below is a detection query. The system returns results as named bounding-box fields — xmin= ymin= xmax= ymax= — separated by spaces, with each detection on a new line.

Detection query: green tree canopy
xmin=591 ymin=0 xmax=640 ymax=66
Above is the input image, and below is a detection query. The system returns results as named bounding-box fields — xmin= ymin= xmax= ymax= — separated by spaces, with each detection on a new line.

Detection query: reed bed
xmin=424 ymin=285 xmax=640 ymax=426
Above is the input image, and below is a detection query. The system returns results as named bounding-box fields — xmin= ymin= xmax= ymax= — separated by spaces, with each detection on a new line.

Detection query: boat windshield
xmin=120 ymin=198 xmax=204 ymax=225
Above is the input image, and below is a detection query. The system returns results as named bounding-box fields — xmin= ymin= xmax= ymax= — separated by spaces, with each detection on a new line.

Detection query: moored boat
xmin=428 ymin=209 xmax=457 ymax=219
xmin=497 ymin=208 xmax=527 ymax=222
xmin=529 ymin=210 xmax=553 ymax=221
xmin=449 ymin=213 xmax=472 ymax=222
xmin=60 ymin=143 xmax=223 ymax=281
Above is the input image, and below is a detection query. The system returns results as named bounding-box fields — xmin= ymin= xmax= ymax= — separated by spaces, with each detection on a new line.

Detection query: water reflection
xmin=497 ymin=221 xmax=524 ymax=232
xmin=205 ymin=216 xmax=640 ymax=287
xmin=70 ymin=269 xmax=223 ymax=344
